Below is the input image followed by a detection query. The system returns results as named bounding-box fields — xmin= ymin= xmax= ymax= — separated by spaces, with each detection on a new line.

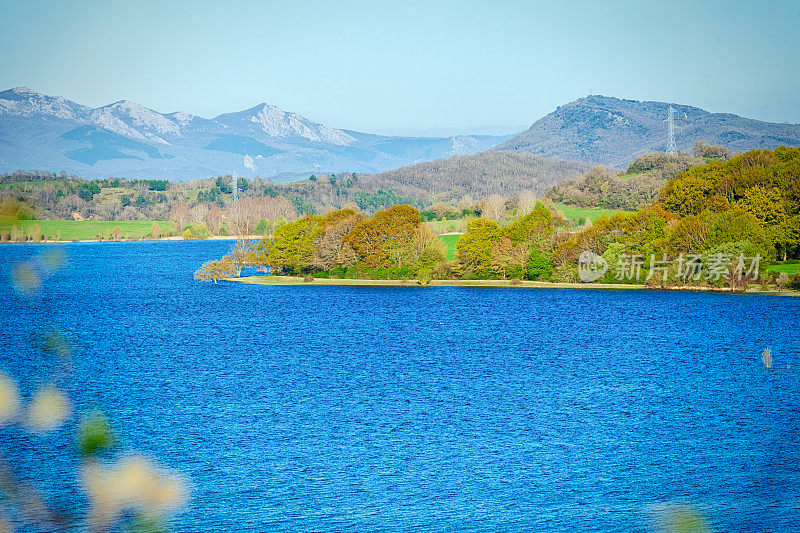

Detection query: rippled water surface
xmin=2 ymin=241 xmax=800 ymax=531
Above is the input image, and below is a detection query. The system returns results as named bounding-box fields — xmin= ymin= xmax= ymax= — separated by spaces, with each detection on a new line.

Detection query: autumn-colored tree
xmin=693 ymin=141 xmax=732 ymax=160
xmin=150 ymin=221 xmax=161 ymax=239
xmin=344 ymin=205 xmax=421 ymax=268
xmin=667 ymin=214 xmax=710 ymax=253
xmin=490 ymin=237 xmax=513 ymax=279
xmin=194 ymin=258 xmax=238 ymax=285
xmin=312 ymin=209 xmax=362 ymax=270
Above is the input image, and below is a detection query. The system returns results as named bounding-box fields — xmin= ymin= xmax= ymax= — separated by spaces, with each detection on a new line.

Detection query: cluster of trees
xmin=546 ymin=148 xmax=715 ymax=210
xmin=553 ymin=146 xmax=800 ymax=286
xmin=196 ymin=198 xmax=564 ymax=284
xmin=249 ymin=205 xmax=447 ymax=280
xmin=1 ymin=173 xmax=303 ymax=239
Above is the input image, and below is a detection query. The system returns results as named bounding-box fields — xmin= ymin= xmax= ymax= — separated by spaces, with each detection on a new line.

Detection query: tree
xmin=692 ymin=141 xmax=731 ymax=160
xmin=252 ymin=215 xmax=324 ymax=273
xmin=771 ymin=215 xmax=800 ymax=260
xmin=194 ymin=258 xmax=237 ymax=285
xmin=504 ymin=203 xmax=553 ymax=249
xmin=490 ymin=237 xmax=513 ymax=278
xmin=526 ymin=249 xmax=553 ymax=280
xmin=482 ymin=194 xmax=506 ymax=221
xmin=735 ymin=185 xmax=786 ymax=226
xmin=456 ymin=217 xmax=503 ymax=274
xmin=169 ymin=204 xmax=190 ymax=232
xmin=516 ymin=190 xmax=538 ymax=216
xmin=312 ymin=209 xmax=362 ymax=270
xmin=150 ymin=222 xmax=161 ymax=239
xmin=344 ymin=205 xmax=421 ymax=268
xmin=204 ymin=205 xmax=223 ymax=235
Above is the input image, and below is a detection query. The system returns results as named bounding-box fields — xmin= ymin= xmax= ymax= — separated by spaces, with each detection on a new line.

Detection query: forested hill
xmin=356 ymin=151 xmax=593 ymax=204
xmin=493 ymin=95 xmax=800 ymax=167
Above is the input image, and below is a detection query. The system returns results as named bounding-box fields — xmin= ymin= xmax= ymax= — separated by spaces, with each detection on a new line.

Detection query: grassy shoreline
xmin=228 ymin=275 xmax=800 ymax=296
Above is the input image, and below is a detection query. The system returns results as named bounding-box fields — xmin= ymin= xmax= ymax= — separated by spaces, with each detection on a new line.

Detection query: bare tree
xmin=483 ymin=194 xmax=506 ymax=221
xmin=516 ymin=190 xmax=538 ymax=216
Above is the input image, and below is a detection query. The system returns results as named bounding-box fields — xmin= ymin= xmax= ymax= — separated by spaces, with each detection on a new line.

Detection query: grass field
xmin=767 ymin=262 xmax=800 ymax=275
xmin=0 ymin=219 xmax=172 ymax=241
xmin=551 ymin=202 xmax=626 ymax=223
xmin=437 ymin=233 xmax=461 ymax=261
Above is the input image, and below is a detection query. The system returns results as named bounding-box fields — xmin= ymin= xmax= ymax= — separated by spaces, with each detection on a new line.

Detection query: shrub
xmin=417 ymin=267 xmax=432 ymax=285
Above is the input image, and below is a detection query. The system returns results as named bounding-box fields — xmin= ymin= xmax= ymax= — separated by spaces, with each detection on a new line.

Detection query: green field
xmin=437 ymin=233 xmax=461 ymax=261
xmin=551 ymin=202 xmax=626 ymax=223
xmin=767 ymin=262 xmax=800 ymax=275
xmin=0 ymin=219 xmax=172 ymax=241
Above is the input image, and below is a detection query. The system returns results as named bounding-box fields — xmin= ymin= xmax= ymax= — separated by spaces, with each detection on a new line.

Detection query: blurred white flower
xmin=27 ymin=385 xmax=71 ymax=432
xmin=80 ymin=455 xmax=189 ymax=529
xmin=0 ymin=372 xmax=21 ymax=425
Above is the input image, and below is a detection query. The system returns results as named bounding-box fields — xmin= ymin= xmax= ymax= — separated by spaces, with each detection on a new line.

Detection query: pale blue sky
xmin=1 ymin=0 xmax=798 ymax=136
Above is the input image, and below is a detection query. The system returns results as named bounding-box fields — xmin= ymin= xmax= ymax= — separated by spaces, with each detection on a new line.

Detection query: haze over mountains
xmin=1 ymin=88 xmax=799 ymax=184
xmin=0 ymin=87 xmax=509 ymax=180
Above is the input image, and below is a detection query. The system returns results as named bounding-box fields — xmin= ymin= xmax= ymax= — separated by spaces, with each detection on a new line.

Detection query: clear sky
xmin=1 ymin=0 xmax=798 ymax=136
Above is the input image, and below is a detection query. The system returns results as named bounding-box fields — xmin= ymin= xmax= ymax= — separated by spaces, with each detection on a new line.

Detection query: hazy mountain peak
xmin=0 ymin=87 xmax=90 ymax=121
xmin=89 ymin=100 xmax=179 ymax=144
xmin=8 ymin=86 xmax=39 ymax=96
xmin=216 ymin=103 xmax=357 ymax=146
xmin=0 ymin=86 xmax=514 ymax=179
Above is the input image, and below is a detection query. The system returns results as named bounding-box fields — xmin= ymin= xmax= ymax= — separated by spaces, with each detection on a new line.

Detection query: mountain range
xmin=0 ymin=87 xmax=509 ymax=180
xmin=495 ymin=95 xmax=800 ymax=167
xmin=2 ymin=89 xmax=799 ymax=182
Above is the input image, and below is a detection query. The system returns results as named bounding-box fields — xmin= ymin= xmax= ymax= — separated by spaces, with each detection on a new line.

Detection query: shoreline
xmin=228 ymin=275 xmax=800 ymax=296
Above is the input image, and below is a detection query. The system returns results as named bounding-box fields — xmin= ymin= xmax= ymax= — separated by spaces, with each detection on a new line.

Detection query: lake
xmin=1 ymin=241 xmax=799 ymax=531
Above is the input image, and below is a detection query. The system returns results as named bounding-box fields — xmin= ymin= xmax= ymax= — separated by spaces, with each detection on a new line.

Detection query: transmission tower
xmin=666 ymin=105 xmax=677 ymax=154
xmin=231 ymin=175 xmax=239 ymax=202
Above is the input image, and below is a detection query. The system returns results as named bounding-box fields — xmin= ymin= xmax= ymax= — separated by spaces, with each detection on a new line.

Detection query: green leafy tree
xmin=526 ymin=249 xmax=554 ymax=280
xmin=252 ymin=215 xmax=324 ymax=273
xmin=456 ymin=217 xmax=503 ymax=275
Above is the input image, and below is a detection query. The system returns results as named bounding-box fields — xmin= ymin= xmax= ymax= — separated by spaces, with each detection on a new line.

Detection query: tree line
xmin=197 ymin=145 xmax=800 ymax=290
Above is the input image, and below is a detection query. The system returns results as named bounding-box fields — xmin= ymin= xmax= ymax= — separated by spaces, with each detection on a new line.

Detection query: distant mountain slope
xmin=265 ymin=151 xmax=593 ymax=213
xmin=0 ymin=87 xmax=510 ymax=180
xmin=494 ymin=95 xmax=800 ymax=167
xmin=357 ymin=150 xmax=593 ymax=202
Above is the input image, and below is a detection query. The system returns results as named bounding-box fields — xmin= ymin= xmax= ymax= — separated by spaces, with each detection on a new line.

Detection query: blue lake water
xmin=1 ymin=241 xmax=800 ymax=531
